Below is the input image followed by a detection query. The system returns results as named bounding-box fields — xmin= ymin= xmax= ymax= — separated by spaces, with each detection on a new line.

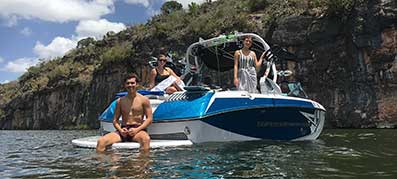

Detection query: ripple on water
xmin=327 ymin=147 xmax=362 ymax=158
xmin=6 ymin=154 xmax=21 ymax=159
xmin=358 ymin=133 xmax=376 ymax=137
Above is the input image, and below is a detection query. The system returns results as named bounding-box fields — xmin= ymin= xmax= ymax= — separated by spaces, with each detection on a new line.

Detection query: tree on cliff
xmin=161 ymin=1 xmax=183 ymax=14
xmin=77 ymin=37 xmax=95 ymax=49
xmin=188 ymin=2 xmax=200 ymax=16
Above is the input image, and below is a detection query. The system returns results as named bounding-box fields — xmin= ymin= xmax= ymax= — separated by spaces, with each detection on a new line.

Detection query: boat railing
xmin=182 ymin=32 xmax=279 ymax=88
xmin=175 ymin=32 xmax=310 ymax=98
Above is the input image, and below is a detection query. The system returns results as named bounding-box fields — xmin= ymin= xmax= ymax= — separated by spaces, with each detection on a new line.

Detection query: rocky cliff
xmin=0 ymin=0 xmax=396 ymax=129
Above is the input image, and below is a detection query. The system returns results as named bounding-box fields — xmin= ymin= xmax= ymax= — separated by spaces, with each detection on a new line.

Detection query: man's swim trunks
xmin=116 ymin=124 xmax=145 ymax=142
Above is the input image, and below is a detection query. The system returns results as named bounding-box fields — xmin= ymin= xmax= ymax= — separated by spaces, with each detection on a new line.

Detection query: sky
xmin=0 ymin=0 xmax=206 ymax=84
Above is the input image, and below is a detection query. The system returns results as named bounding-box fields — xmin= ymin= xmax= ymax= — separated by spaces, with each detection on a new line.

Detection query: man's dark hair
xmin=124 ymin=73 xmax=140 ymax=83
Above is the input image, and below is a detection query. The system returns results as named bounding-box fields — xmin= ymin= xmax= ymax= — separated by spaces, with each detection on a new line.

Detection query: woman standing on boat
xmin=234 ymin=36 xmax=264 ymax=93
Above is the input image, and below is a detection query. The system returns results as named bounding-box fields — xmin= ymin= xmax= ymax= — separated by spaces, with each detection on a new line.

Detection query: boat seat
xmin=115 ymin=90 xmax=166 ymax=100
xmin=184 ymin=86 xmax=210 ymax=91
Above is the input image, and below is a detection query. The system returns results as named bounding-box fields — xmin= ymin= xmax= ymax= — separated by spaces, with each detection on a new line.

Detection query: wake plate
xmin=72 ymin=136 xmax=193 ymax=149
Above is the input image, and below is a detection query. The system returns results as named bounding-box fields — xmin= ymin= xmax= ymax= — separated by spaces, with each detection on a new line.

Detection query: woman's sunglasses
xmin=158 ymin=59 xmax=167 ymax=62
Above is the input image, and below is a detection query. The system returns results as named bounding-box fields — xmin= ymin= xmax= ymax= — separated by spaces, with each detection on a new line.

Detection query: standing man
xmin=96 ymin=73 xmax=153 ymax=152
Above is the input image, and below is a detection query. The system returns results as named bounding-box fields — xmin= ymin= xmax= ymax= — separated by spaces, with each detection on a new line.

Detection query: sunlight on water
xmin=0 ymin=129 xmax=396 ymax=178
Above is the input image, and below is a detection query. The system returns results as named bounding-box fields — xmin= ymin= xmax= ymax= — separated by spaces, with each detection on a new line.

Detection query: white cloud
xmin=0 ymin=0 xmax=115 ymax=25
xmin=124 ymin=0 xmax=150 ymax=7
xmin=3 ymin=57 xmax=39 ymax=73
xmin=124 ymin=0 xmax=209 ymax=10
xmin=0 ymin=56 xmax=4 ymax=63
xmin=172 ymin=0 xmax=207 ymax=9
xmin=20 ymin=27 xmax=32 ymax=36
xmin=31 ymin=19 xmax=125 ymax=60
xmin=146 ymin=7 xmax=161 ymax=17
xmin=3 ymin=15 xmax=18 ymax=27
xmin=34 ymin=37 xmax=77 ymax=59
xmin=0 ymin=80 xmax=10 ymax=84
xmin=76 ymin=19 xmax=126 ymax=40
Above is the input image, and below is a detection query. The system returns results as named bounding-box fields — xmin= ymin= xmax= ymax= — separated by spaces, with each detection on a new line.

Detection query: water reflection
xmin=96 ymin=151 xmax=152 ymax=179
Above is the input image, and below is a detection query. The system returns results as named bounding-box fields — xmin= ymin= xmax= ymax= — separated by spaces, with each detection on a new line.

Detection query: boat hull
xmin=100 ymin=91 xmax=326 ymax=143
xmin=101 ymin=104 xmax=325 ymax=143
xmin=148 ymin=107 xmax=325 ymax=143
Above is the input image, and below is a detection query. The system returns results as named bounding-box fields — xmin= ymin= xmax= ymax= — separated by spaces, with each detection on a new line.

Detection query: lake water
xmin=0 ymin=129 xmax=396 ymax=178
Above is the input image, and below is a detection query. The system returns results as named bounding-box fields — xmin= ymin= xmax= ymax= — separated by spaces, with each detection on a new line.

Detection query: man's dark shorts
xmin=115 ymin=124 xmax=146 ymax=142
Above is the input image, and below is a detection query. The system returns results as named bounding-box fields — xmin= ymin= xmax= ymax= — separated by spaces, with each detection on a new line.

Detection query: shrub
xmin=77 ymin=37 xmax=96 ymax=48
xmin=247 ymin=0 xmax=269 ymax=12
xmin=0 ymin=81 xmax=20 ymax=105
xmin=100 ymin=42 xmax=133 ymax=65
xmin=47 ymin=62 xmax=71 ymax=82
xmin=310 ymin=0 xmax=363 ymax=15
xmin=161 ymin=1 xmax=183 ymax=14
xmin=188 ymin=2 xmax=200 ymax=16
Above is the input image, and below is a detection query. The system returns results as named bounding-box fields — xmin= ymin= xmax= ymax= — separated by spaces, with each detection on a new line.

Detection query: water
xmin=0 ymin=129 xmax=396 ymax=178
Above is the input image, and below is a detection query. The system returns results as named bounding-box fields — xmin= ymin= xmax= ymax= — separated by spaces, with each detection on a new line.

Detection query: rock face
xmin=269 ymin=0 xmax=397 ymax=128
xmin=2 ymin=84 xmax=88 ymax=129
xmin=0 ymin=0 xmax=396 ymax=129
xmin=0 ymin=61 xmax=152 ymax=129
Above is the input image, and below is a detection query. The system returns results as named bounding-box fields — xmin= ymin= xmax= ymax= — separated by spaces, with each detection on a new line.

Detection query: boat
xmin=149 ymin=32 xmax=325 ymax=143
xmin=73 ymin=32 xmax=325 ymax=149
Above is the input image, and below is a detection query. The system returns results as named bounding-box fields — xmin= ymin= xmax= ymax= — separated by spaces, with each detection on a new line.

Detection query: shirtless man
xmin=96 ymin=73 xmax=153 ymax=152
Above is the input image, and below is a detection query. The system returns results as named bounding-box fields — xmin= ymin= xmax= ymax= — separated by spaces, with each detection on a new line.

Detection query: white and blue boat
xmin=74 ymin=33 xmax=325 ymax=149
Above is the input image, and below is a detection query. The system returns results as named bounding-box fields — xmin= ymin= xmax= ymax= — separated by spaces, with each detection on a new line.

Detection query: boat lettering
xmin=257 ymin=121 xmax=310 ymax=127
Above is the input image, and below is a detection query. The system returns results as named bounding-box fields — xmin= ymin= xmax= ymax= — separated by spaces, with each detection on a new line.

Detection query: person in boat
xmin=233 ymin=36 xmax=265 ymax=93
xmin=96 ymin=73 xmax=153 ymax=152
xmin=148 ymin=53 xmax=182 ymax=94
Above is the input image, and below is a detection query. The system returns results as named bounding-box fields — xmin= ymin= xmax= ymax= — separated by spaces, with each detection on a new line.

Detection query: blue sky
xmin=0 ymin=0 xmax=205 ymax=84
